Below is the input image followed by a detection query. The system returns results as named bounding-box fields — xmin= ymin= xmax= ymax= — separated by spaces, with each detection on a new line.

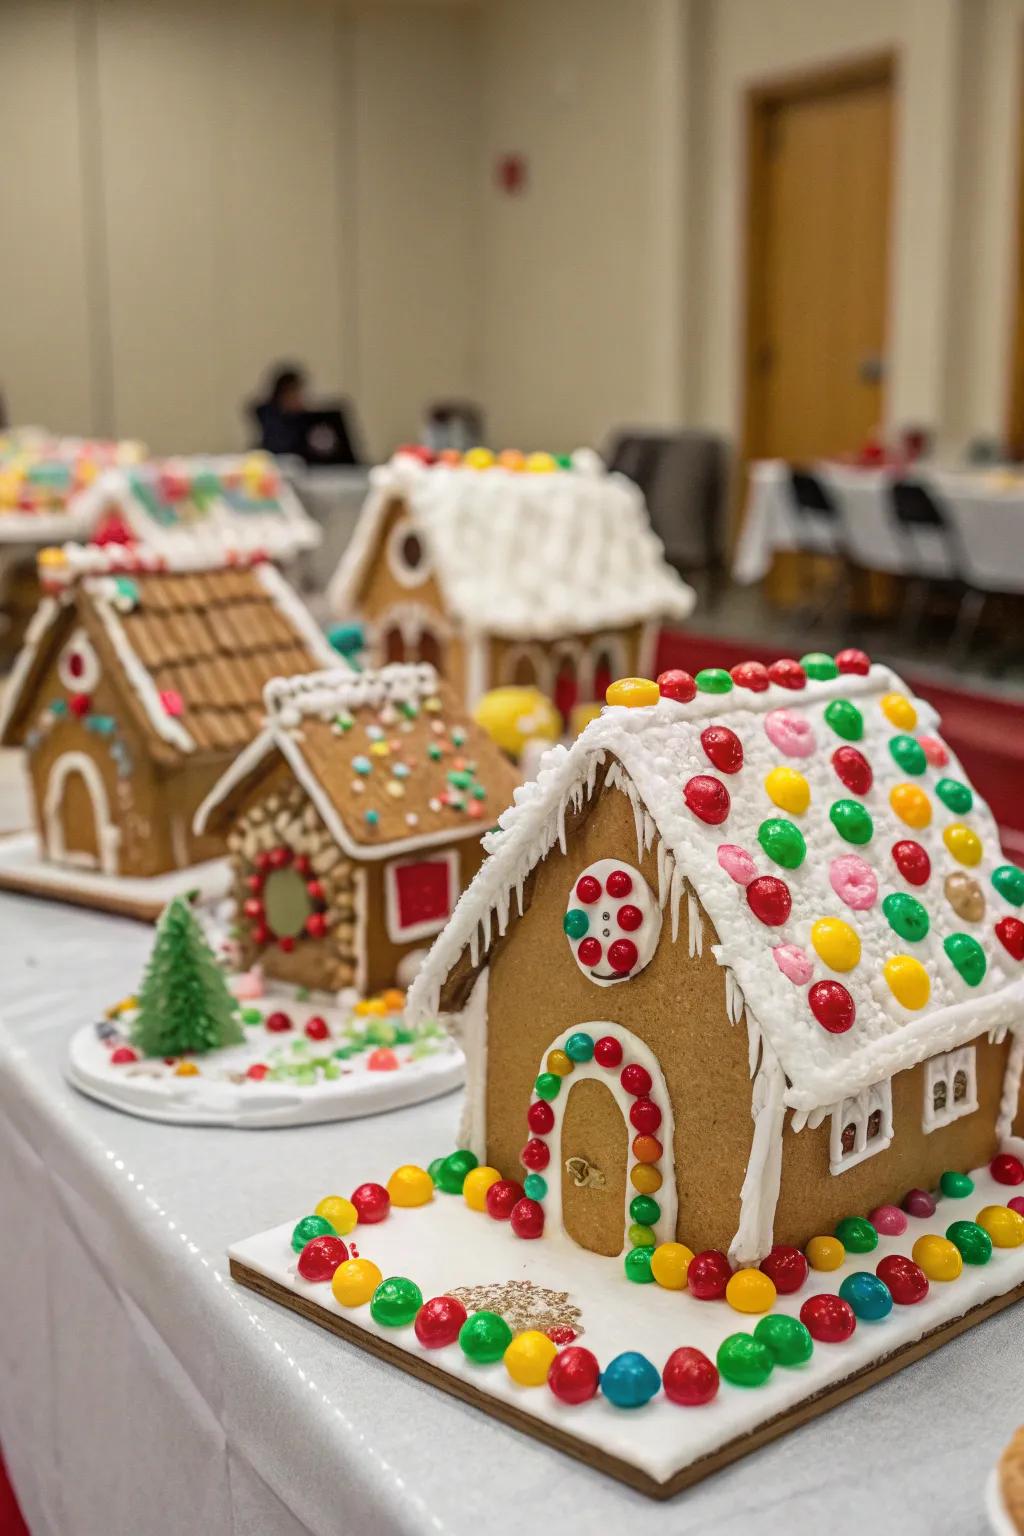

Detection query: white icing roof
xmin=410 ymin=662 xmax=1024 ymax=1111
xmin=329 ymin=449 xmax=695 ymax=640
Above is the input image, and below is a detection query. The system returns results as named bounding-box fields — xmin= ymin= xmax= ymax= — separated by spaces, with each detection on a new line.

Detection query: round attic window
xmin=263 ymin=868 xmax=313 ymax=939
xmin=563 ymin=859 xmax=662 ymax=988
xmin=388 ymin=521 xmax=431 ymax=587
xmin=58 ymin=628 xmax=101 ymax=693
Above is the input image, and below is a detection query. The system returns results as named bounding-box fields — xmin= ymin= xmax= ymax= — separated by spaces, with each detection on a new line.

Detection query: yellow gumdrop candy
xmin=911 ymin=1234 xmax=963 ymax=1281
xmin=881 ymin=692 xmax=918 ymax=730
xmin=650 ymin=1242 xmax=694 ymax=1290
xmin=464 ymin=446 xmax=495 ymax=469
xmin=976 ymin=1204 xmax=1024 ymax=1248
xmin=944 ymin=824 xmax=982 ymax=866
xmin=725 ymin=1268 xmax=777 ymax=1315
xmin=890 ymin=783 xmax=932 ymax=829
xmin=605 ymin=676 xmax=660 ymax=708
xmin=546 ymin=1049 xmax=573 ymax=1077
xmin=525 ymin=451 xmax=557 ymax=473
xmin=765 ymin=766 xmax=810 ymax=815
xmin=884 ymin=954 xmax=931 ymax=1010
xmin=463 ymin=1165 xmax=502 ymax=1211
xmin=811 ymin=917 xmax=862 ymax=972
xmin=806 ymin=1235 xmax=845 ymax=1271
xmin=630 ymin=1163 xmax=663 ymax=1195
xmin=174 ymin=1060 xmax=199 ymax=1076
xmin=503 ymin=1329 xmax=558 ymax=1385
xmin=316 ymin=1195 xmax=358 ymax=1235
xmin=387 ymin=1164 xmax=434 ymax=1207
xmin=331 ymin=1257 xmax=383 ymax=1307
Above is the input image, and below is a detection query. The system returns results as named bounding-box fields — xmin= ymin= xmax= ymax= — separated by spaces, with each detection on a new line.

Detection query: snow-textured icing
xmin=329 ymin=451 xmax=695 ymax=639
xmin=409 ymin=663 xmax=1024 ymax=1112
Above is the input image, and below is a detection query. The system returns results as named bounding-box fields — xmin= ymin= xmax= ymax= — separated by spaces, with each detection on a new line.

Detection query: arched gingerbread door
xmin=561 ymin=1078 xmax=628 ymax=1255
xmin=60 ymin=769 xmax=100 ymax=864
xmin=384 ymin=625 xmax=406 ymax=664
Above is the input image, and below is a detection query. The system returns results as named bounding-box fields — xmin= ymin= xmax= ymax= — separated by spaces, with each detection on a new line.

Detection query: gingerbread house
xmin=328 ymin=448 xmax=695 ymax=721
xmin=194 ymin=663 xmax=520 ymax=996
xmin=0 ymin=545 xmax=336 ymax=879
xmin=409 ymin=652 xmax=1024 ymax=1267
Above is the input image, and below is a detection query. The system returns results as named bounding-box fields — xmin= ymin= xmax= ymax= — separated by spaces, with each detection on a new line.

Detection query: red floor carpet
xmin=655 ymin=631 xmax=1024 ymax=858
xmin=0 ymin=1457 xmax=29 ymax=1536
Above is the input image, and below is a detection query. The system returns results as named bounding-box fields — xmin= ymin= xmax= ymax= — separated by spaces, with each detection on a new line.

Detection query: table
xmin=282 ymin=464 xmax=372 ymax=601
xmin=734 ymin=459 xmax=1024 ymax=593
xmin=0 ymin=889 xmax=1016 ymax=1535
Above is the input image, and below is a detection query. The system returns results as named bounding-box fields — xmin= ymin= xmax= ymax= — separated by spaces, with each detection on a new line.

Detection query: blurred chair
xmin=888 ymin=479 xmax=984 ymax=657
xmin=785 ymin=467 xmax=853 ymax=631
xmin=604 ymin=430 xmax=728 ymax=586
xmin=424 ymin=401 xmax=484 ymax=454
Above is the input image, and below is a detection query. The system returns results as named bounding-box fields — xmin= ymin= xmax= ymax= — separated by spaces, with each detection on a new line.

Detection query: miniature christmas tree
xmin=131 ymin=897 xmax=244 ymax=1057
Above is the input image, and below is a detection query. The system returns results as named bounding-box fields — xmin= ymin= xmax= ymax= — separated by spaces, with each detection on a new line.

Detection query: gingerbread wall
xmin=487 ymin=623 xmax=645 ymax=704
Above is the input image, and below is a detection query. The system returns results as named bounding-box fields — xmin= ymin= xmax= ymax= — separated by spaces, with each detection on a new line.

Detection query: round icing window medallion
xmin=387 ymin=520 xmax=431 ymax=586
xmin=564 ymin=859 xmax=661 ymax=986
xmin=58 ymin=629 xmax=101 ymax=692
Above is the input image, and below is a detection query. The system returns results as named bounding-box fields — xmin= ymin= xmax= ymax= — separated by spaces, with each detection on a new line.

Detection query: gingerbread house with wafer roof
xmin=408 ymin=651 xmax=1024 ymax=1266
xmin=195 ymin=663 xmax=520 ymax=996
xmin=328 ymin=448 xmax=695 ymax=722
xmin=0 ymin=544 xmax=336 ymax=880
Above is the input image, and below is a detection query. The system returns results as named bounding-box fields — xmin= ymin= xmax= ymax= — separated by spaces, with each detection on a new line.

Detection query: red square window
xmin=387 ymin=854 xmax=458 ymax=941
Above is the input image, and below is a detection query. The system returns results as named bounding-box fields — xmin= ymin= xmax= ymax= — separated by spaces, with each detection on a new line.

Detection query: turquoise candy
xmin=563 ymin=909 xmax=589 ymax=939
xmin=839 ymin=1271 xmax=893 ymax=1321
xmin=565 ymin=1031 xmax=594 ymax=1062
xmin=601 ymin=1351 xmax=661 ymax=1407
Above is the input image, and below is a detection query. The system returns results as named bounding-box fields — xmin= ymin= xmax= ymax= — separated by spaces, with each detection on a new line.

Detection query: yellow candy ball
xmin=890 ymin=783 xmax=931 ymax=829
xmin=387 ymin=1164 xmax=434 ymax=1207
xmin=503 ymin=1329 xmax=558 ymax=1386
xmin=463 ymin=1165 xmax=502 ymax=1211
xmin=911 ymin=1234 xmax=963 ymax=1282
xmin=525 ymin=451 xmax=556 ymax=474
xmin=806 ymin=1235 xmax=845 ymax=1271
xmin=630 ymin=1163 xmax=663 ymax=1195
xmin=725 ymin=1267 xmax=777 ymax=1315
xmin=810 ymin=917 xmax=862 ymax=972
xmin=764 ymin=766 xmax=810 ymax=815
xmin=976 ymin=1204 xmax=1024 ymax=1248
xmin=464 ymin=446 xmax=495 ymax=469
xmin=546 ymin=1049 xmax=573 ymax=1077
xmin=881 ymin=692 xmax=918 ymax=730
xmin=331 ymin=1257 xmax=382 ymax=1307
xmin=175 ymin=1060 xmax=199 ymax=1076
xmin=650 ymin=1241 xmax=694 ymax=1290
xmin=943 ymin=823 xmax=982 ymax=866
xmin=884 ymin=954 xmax=931 ymax=1010
xmin=605 ymin=676 xmax=660 ymax=708
xmin=315 ymin=1195 xmax=358 ymax=1235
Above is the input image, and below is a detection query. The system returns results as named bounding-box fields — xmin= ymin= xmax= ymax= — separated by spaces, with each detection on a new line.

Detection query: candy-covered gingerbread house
xmin=0 ymin=545 xmax=336 ymax=879
xmin=328 ymin=448 xmax=695 ymax=720
xmin=195 ymin=663 xmax=520 ymax=995
xmin=409 ymin=652 xmax=1024 ymax=1266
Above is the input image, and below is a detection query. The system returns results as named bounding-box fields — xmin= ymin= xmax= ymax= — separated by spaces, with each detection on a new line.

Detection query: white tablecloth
xmin=0 ymin=889 xmax=1016 ymax=1535
xmin=735 ymin=460 xmax=1024 ymax=593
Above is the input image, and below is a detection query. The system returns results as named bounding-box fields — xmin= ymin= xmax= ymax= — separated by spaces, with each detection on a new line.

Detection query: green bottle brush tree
xmin=131 ymin=896 xmax=244 ymax=1057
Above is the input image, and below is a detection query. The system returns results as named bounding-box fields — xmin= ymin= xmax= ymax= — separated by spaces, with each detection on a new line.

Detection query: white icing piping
xmin=252 ymin=562 xmax=338 ymax=667
xmin=997 ymin=1031 xmax=1024 ymax=1145
xmin=88 ymin=585 xmax=196 ymax=753
xmin=454 ymin=968 xmax=489 ymax=1160
xmin=262 ymin=661 xmax=440 ymax=724
xmin=730 ymin=1035 xmax=787 ymax=1266
xmin=0 ymin=594 xmax=61 ymax=741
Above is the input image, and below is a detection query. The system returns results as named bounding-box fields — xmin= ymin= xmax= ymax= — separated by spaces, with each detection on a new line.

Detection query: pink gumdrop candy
xmin=918 ymin=735 xmax=948 ymax=767
xmin=869 ymin=1204 xmax=907 ymax=1236
xmin=764 ymin=709 xmax=816 ymax=758
xmin=773 ymin=943 xmax=814 ymax=985
xmin=829 ymin=854 xmax=879 ymax=911
xmin=718 ymin=844 xmax=757 ymax=886
xmin=1009 ymin=1197 xmax=1024 ymax=1217
xmin=232 ymin=969 xmax=265 ymax=1001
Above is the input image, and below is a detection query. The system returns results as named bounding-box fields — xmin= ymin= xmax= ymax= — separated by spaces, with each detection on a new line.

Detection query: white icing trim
xmin=828 ymin=1080 xmax=893 ymax=1174
xmin=463 ymin=630 xmax=488 ymax=708
xmin=997 ymin=1031 xmax=1024 ymax=1143
xmin=923 ymin=1045 xmax=978 ymax=1131
xmin=565 ymin=857 xmax=662 ymax=988
xmin=454 ymin=968 xmax=489 ymax=1160
xmin=384 ymin=849 xmax=460 ymax=943
xmin=0 ymin=594 xmax=61 ymax=741
xmin=43 ymin=750 xmax=120 ymax=875
xmin=498 ymin=641 xmax=554 ymax=696
xmin=386 ymin=518 xmax=432 ymax=587
xmin=57 ymin=627 xmax=101 ymax=692
xmin=730 ymin=1035 xmax=786 ymax=1266
xmin=352 ymin=867 xmax=368 ymax=997
xmin=87 ymin=586 xmax=196 ymax=753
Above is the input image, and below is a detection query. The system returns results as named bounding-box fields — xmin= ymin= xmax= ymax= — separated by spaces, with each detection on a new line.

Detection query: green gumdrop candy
xmin=436 ymin=1149 xmax=478 ymax=1193
xmin=459 ymin=1310 xmax=513 ymax=1362
xmin=935 ymin=778 xmax=972 ymax=814
xmin=624 ymin=1245 xmax=656 ymax=1283
xmin=944 ymin=932 xmax=987 ymax=986
xmin=695 ymin=668 xmax=732 ymax=693
xmin=716 ymin=1332 xmax=774 ymax=1386
xmin=757 ymin=817 xmax=806 ymax=869
xmin=291 ymin=1214 xmax=334 ymax=1252
xmin=370 ymin=1276 xmax=423 ymax=1327
xmin=753 ymin=1313 xmax=813 ymax=1366
xmin=946 ymin=1219 xmax=992 ymax=1263
xmin=834 ymin=1215 xmax=878 ymax=1253
xmin=883 ymin=892 xmax=930 ymax=942
xmin=800 ymin=652 xmax=839 ymax=681
xmin=889 ymin=735 xmax=926 ymax=775
xmin=830 ymin=799 xmax=873 ymax=845
xmin=993 ymin=864 xmax=1024 ymax=906
xmin=824 ymin=699 xmax=863 ymax=741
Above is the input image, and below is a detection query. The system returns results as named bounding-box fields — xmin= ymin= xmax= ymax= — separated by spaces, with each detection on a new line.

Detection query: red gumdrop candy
xmin=746 ymin=875 xmax=792 ymax=926
xmin=759 ymin=1243 xmax=809 ymax=1295
xmin=297 ymin=1235 xmax=349 ymax=1282
xmin=265 ymin=1011 xmax=292 ymax=1033
xmin=246 ymin=1063 xmax=269 ymax=1080
xmin=662 ymin=1346 xmax=719 ymax=1406
xmin=687 ymin=1250 xmax=732 ymax=1300
xmin=548 ymin=1345 xmax=601 ymax=1403
xmin=835 ymin=648 xmax=871 ymax=675
xmin=304 ymin=1015 xmax=329 ymax=1040
xmin=683 ymin=774 xmax=731 ymax=825
xmin=831 ymin=746 xmax=873 ymax=795
xmin=521 ymin=1137 xmax=550 ymax=1171
xmin=876 ymin=1253 xmax=929 ymax=1304
xmin=110 ymin=1046 xmax=138 ymax=1065
xmin=617 ymin=904 xmax=643 ymax=931
xmin=701 ymin=725 xmax=744 ymax=775
xmin=730 ymin=660 xmax=770 ymax=693
xmin=594 ymin=1035 xmax=623 ymax=1068
xmin=892 ymin=840 xmax=931 ymax=886
xmin=620 ymin=1063 xmax=652 ymax=1097
xmin=630 ymin=1097 xmax=662 ymax=1133
xmin=577 ymin=937 xmax=602 ymax=966
xmin=800 ymin=1293 xmax=856 ymax=1342
xmin=657 ymin=669 xmax=696 ymax=703
xmin=768 ymin=659 xmax=806 ymax=690
xmin=991 ymin=1152 xmax=1024 ymax=1185
xmin=808 ymin=979 xmax=856 ymax=1034
xmin=351 ymin=1182 xmax=390 ymax=1223
xmin=608 ymin=939 xmax=638 ymax=973
xmin=510 ymin=1197 xmax=544 ymax=1239
xmin=414 ymin=1294 xmax=467 ymax=1347
xmin=996 ymin=917 xmax=1024 ymax=962
xmin=605 ymin=868 xmax=633 ymax=898
xmin=527 ymin=1099 xmax=555 ymax=1134
xmin=576 ymin=874 xmax=602 ymax=904
xmin=547 ymin=1325 xmax=576 ymax=1345
xmin=485 ymin=1179 xmax=524 ymax=1220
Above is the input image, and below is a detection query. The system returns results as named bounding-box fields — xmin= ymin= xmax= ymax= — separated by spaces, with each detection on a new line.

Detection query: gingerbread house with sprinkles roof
xmin=195 ymin=663 xmax=520 ymax=996
xmin=328 ymin=447 xmax=695 ymax=721
xmin=408 ymin=649 xmax=1024 ymax=1267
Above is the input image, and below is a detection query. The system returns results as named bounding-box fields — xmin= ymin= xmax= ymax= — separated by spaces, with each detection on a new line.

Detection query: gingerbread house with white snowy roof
xmin=409 ymin=650 xmax=1024 ymax=1266
xmin=328 ymin=447 xmax=695 ymax=721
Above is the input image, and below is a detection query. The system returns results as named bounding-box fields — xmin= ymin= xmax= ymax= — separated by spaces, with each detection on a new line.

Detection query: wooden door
xmin=744 ymin=58 xmax=894 ymax=463
xmin=560 ymin=1078 xmax=628 ymax=1257
xmin=59 ymin=770 xmax=100 ymax=865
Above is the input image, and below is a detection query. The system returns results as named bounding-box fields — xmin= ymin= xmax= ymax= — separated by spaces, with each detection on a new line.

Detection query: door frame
xmin=740 ymin=50 xmax=898 ymax=473
xmin=43 ymin=750 xmax=120 ymax=874
xmin=1006 ymin=33 xmax=1024 ymax=457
